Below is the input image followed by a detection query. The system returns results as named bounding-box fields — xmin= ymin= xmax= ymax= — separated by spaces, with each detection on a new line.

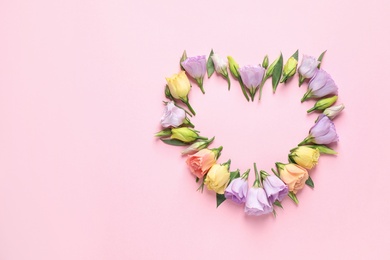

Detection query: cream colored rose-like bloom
xmin=165 ymin=71 xmax=191 ymax=100
xmin=204 ymin=164 xmax=230 ymax=194
xmin=290 ymin=146 xmax=320 ymax=170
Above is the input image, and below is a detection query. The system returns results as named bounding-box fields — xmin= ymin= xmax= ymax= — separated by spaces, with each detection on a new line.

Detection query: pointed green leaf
xmin=288 ymin=192 xmax=299 ymax=205
xmin=272 ymin=54 xmax=283 ymax=92
xmin=161 ymin=138 xmax=189 ymax=146
xmin=274 ymin=200 xmax=283 ymax=209
xmin=292 ymin=49 xmax=299 ymax=60
xmin=305 ymin=176 xmax=314 ymax=188
xmin=216 ymin=193 xmax=226 ymax=208
xmin=180 ymin=50 xmax=187 ymax=70
xmin=229 ymin=170 xmax=240 ymax=181
xmin=306 ymin=144 xmax=337 ymax=155
xmin=272 ymin=209 xmax=277 ymax=217
xmin=317 ymin=50 xmax=327 ymax=68
xmin=207 ymin=49 xmax=215 ymax=78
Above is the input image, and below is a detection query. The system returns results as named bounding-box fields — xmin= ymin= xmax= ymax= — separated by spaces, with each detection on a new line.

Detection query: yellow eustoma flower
xmin=204 ymin=163 xmax=230 ymax=194
xmin=165 ymin=71 xmax=191 ymax=101
xmin=290 ymin=146 xmax=320 ymax=170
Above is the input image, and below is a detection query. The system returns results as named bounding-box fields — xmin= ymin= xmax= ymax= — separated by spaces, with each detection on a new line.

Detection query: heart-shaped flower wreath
xmin=155 ymin=50 xmax=344 ymax=216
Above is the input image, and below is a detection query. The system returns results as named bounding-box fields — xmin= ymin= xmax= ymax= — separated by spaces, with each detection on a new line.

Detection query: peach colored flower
xmin=277 ymin=163 xmax=309 ymax=194
xmin=186 ymin=149 xmax=219 ymax=178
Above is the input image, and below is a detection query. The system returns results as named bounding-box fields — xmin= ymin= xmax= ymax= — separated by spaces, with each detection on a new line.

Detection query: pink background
xmin=1 ymin=0 xmax=390 ymax=259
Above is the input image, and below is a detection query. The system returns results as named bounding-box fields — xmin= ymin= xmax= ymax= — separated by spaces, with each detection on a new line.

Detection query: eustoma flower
xmin=280 ymin=50 xmax=298 ymax=83
xmin=211 ymin=53 xmax=231 ymax=89
xmin=166 ymin=71 xmax=196 ymax=115
xmin=239 ymin=65 xmax=265 ymax=101
xmin=299 ymin=114 xmax=339 ymax=145
xmin=298 ymin=55 xmax=320 ymax=86
xmin=289 ymin=146 xmax=320 ymax=170
xmin=160 ymin=101 xmax=186 ymax=128
xmin=186 ymin=147 xmax=222 ymax=178
xmin=301 ymin=69 xmax=338 ymax=102
xmin=224 ymin=169 xmax=250 ymax=204
xmin=181 ymin=55 xmax=207 ymax=94
xmin=276 ymin=163 xmax=309 ymax=194
xmin=261 ymin=171 xmax=288 ymax=204
xmin=244 ymin=164 xmax=273 ymax=216
xmin=204 ymin=160 xmax=231 ymax=194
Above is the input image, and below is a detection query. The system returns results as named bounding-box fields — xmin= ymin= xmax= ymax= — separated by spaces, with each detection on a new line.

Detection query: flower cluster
xmin=155 ymin=49 xmax=344 ymax=217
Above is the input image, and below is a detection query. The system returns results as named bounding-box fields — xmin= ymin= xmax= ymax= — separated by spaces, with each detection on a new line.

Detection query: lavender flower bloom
xmin=263 ymin=175 xmax=289 ymax=204
xmin=239 ymin=65 xmax=264 ymax=89
xmin=304 ymin=114 xmax=339 ymax=145
xmin=244 ymin=187 xmax=273 ymax=216
xmin=239 ymin=65 xmax=265 ymax=101
xmin=160 ymin=101 xmax=186 ymax=128
xmin=302 ymin=69 xmax=338 ymax=101
xmin=298 ymin=55 xmax=320 ymax=79
xmin=225 ymin=178 xmax=248 ymax=204
xmin=181 ymin=55 xmax=207 ymax=94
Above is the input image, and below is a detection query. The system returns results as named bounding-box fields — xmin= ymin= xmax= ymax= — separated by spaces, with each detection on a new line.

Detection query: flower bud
xmin=170 ymin=127 xmax=201 ymax=143
xmin=262 ymin=55 xmax=269 ymax=69
xmin=290 ymin=146 xmax=320 ymax=169
xmin=181 ymin=137 xmax=215 ymax=155
xmin=323 ymin=104 xmax=345 ymax=119
xmin=227 ymin=56 xmax=240 ymax=78
xmin=211 ymin=53 xmax=228 ymax=76
xmin=307 ymin=96 xmax=338 ymax=113
xmin=280 ymin=56 xmax=298 ymax=83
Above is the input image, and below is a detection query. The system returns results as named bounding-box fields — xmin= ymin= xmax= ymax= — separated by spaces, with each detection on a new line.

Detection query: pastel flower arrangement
xmin=155 ymin=49 xmax=344 ymax=217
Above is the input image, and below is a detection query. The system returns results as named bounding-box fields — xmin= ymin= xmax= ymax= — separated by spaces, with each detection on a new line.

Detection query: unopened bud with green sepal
xmin=227 ymin=56 xmax=240 ymax=79
xmin=262 ymin=55 xmax=269 ymax=69
xmin=280 ymin=50 xmax=298 ymax=83
xmin=170 ymin=127 xmax=206 ymax=143
xmin=307 ymin=96 xmax=338 ymax=113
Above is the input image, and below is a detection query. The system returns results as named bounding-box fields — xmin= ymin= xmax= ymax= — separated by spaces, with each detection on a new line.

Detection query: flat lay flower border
xmin=155 ymin=49 xmax=345 ymax=217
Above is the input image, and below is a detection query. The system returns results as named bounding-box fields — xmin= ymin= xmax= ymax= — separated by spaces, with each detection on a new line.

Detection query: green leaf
xmin=180 ymin=50 xmax=187 ymax=70
xmin=216 ymin=193 xmax=226 ymax=208
xmin=195 ymin=177 xmax=199 ymax=183
xmin=292 ymin=49 xmax=299 ymax=60
xmin=274 ymin=200 xmax=283 ymax=209
xmin=272 ymin=54 xmax=283 ymax=92
xmin=288 ymin=192 xmax=299 ymax=205
xmin=161 ymin=138 xmax=189 ymax=146
xmin=288 ymin=154 xmax=296 ymax=164
xmin=229 ymin=170 xmax=240 ymax=181
xmin=306 ymin=144 xmax=337 ymax=155
xmin=317 ymin=50 xmax=327 ymax=69
xmin=305 ymin=176 xmax=314 ymax=188
xmin=206 ymin=49 xmax=215 ymax=78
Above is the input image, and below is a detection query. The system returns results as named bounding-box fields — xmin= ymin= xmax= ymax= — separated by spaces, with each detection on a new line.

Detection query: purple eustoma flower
xmin=302 ymin=69 xmax=338 ymax=101
xmin=301 ymin=114 xmax=339 ymax=145
xmin=239 ymin=65 xmax=265 ymax=101
xmin=160 ymin=101 xmax=186 ymax=128
xmin=244 ymin=187 xmax=273 ymax=216
xmin=263 ymin=175 xmax=289 ymax=204
xmin=298 ymin=55 xmax=320 ymax=79
xmin=225 ymin=178 xmax=248 ymax=204
xmin=181 ymin=55 xmax=207 ymax=94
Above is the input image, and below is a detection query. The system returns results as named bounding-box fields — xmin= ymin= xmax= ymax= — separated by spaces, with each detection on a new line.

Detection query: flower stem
xmin=258 ymin=77 xmax=267 ymax=101
xmin=238 ymin=77 xmax=250 ymax=102
xmin=182 ymin=99 xmax=196 ymax=116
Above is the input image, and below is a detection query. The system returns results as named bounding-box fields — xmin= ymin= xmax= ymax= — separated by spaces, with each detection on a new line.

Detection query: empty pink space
xmin=1 ymin=0 xmax=390 ymax=259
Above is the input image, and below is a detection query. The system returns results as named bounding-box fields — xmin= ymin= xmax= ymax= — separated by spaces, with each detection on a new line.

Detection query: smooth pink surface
xmin=1 ymin=0 xmax=390 ymax=259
